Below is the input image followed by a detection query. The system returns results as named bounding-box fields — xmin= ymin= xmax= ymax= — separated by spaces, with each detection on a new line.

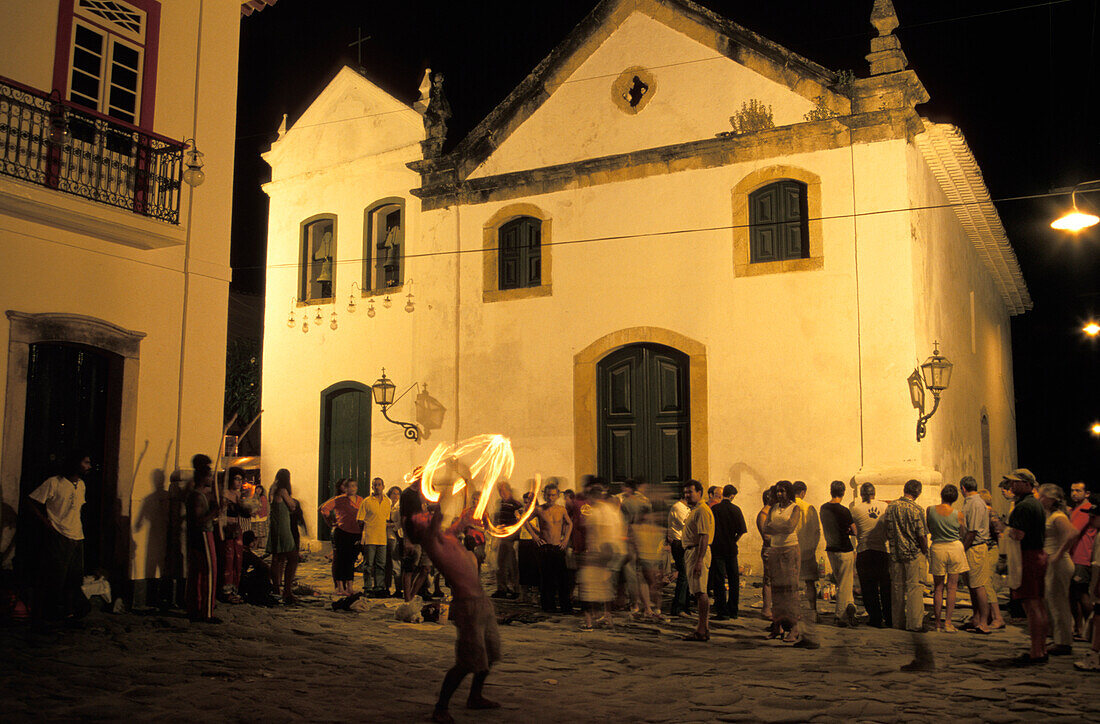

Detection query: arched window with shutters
xmin=732 ymin=166 xmax=823 ymax=278
xmin=498 ymin=216 xmax=541 ymax=290
xmin=748 ymin=180 xmax=808 ymax=263
xmin=481 ymin=204 xmax=552 ymax=303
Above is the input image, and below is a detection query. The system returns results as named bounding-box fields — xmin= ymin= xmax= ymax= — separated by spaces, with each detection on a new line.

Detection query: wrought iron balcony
xmin=0 ymin=77 xmax=185 ymax=225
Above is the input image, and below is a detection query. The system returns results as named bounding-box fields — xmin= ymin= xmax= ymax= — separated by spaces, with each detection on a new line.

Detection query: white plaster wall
xmin=906 ymin=144 xmax=1018 ymax=496
xmin=261 ymin=114 xmax=428 ymax=527
xmin=0 ymin=0 xmax=241 ymax=580
xmin=470 ymin=11 xmax=815 ymax=179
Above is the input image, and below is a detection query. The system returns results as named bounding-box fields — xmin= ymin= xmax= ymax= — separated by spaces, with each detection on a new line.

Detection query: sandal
xmin=682 ymin=630 xmax=709 ymax=642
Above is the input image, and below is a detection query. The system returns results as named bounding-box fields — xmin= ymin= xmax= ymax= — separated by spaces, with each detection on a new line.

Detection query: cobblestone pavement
xmin=3 ymin=552 xmax=1098 ymax=723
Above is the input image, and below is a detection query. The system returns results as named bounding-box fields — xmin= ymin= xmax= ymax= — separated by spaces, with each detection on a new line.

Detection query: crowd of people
xmin=20 ymin=448 xmax=1100 ymax=679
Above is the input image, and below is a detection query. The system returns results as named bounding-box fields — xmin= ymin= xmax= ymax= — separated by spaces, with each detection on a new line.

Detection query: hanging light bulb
xmin=287 ymin=297 xmax=296 ymax=327
xmin=404 ymin=292 xmax=415 ymax=313
xmin=383 ymin=295 xmax=392 ymax=309
xmin=302 ymin=318 xmax=309 ymax=333
xmin=314 ymin=309 xmax=323 ymax=325
xmin=330 ymin=311 xmax=338 ymax=330
xmin=367 ymin=298 xmax=376 ymax=318
xmin=348 ymin=282 xmax=360 ymax=312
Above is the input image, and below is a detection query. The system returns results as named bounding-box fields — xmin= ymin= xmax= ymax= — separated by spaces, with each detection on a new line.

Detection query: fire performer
xmin=401 ymin=484 xmax=501 ymax=723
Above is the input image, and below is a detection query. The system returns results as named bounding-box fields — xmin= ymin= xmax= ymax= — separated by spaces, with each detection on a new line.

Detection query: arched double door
xmin=597 ymin=343 xmax=690 ymax=486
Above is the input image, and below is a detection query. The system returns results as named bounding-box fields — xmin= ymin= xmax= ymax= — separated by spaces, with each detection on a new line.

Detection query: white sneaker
xmin=1074 ymin=652 xmax=1100 ymax=671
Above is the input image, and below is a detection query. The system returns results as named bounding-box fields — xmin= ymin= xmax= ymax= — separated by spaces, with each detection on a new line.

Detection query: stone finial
xmin=866 ymin=0 xmax=908 ymax=75
xmin=276 ymin=113 xmax=287 ymax=139
xmin=421 ymin=72 xmax=452 ymax=159
xmin=414 ymin=68 xmax=432 ymax=115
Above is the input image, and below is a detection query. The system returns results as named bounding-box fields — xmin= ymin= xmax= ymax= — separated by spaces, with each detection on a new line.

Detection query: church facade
xmin=260 ymin=0 xmax=1029 ymax=543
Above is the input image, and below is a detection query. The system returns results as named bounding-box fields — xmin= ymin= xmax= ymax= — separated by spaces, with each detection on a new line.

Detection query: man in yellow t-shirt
xmin=357 ymin=477 xmax=392 ymax=596
xmin=681 ymin=479 xmax=715 ymax=641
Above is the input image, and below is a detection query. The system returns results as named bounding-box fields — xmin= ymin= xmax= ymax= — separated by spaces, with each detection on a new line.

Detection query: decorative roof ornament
xmin=276 ymin=113 xmax=287 ymax=139
xmin=421 ymin=72 xmax=452 ymax=159
xmin=414 ymin=68 xmax=432 ymax=115
xmin=866 ymin=0 xmax=908 ymax=76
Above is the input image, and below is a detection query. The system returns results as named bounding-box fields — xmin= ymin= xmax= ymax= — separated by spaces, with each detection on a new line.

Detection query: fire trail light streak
xmin=419 ymin=434 xmax=542 ymax=538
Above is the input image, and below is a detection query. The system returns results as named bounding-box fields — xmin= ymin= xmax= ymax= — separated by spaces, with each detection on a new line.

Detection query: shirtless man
xmin=402 ymin=485 xmax=501 ymax=724
xmin=532 ymin=483 xmax=574 ymax=614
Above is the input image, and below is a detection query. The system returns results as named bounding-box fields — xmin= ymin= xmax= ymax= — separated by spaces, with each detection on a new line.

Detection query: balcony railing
xmin=0 ymin=77 xmax=185 ymax=225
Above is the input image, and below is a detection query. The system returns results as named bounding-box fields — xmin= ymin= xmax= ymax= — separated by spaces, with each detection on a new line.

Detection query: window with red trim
xmin=54 ymin=0 xmax=160 ymax=129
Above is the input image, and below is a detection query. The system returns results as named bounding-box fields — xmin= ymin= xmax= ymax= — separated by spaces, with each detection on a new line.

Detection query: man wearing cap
xmin=1005 ymin=468 xmax=1049 ymax=665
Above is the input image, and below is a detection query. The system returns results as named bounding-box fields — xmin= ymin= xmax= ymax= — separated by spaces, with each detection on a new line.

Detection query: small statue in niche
xmin=623 ymin=75 xmax=649 ymax=108
xmin=422 ymin=72 xmax=452 ymax=158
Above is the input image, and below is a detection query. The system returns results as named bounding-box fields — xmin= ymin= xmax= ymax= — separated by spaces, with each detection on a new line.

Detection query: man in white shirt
xmin=28 ymin=453 xmax=91 ymax=623
xmin=667 ymin=490 xmax=691 ymax=616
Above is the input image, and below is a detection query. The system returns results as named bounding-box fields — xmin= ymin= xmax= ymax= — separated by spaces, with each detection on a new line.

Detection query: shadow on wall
xmin=415 ymin=385 xmax=447 ymax=440
xmin=134 ymin=467 xmax=169 ymax=583
xmin=727 ymin=462 xmax=768 ymax=502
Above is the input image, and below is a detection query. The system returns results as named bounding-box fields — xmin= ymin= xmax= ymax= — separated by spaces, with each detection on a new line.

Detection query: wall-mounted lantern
xmin=908 ymin=342 xmax=953 ymax=442
xmin=371 ymin=368 xmax=420 ymax=441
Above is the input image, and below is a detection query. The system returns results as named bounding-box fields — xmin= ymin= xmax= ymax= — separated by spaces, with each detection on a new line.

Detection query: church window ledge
xmin=482 ymin=203 xmax=552 ymax=303
xmin=732 ymin=165 xmax=823 ymax=278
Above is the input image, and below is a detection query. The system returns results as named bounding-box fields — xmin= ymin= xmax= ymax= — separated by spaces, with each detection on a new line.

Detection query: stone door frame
xmin=1 ymin=311 xmax=144 ymax=570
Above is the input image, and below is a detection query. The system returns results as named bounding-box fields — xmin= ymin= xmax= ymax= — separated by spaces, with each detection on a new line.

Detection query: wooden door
xmin=597 ymin=344 xmax=690 ymax=486
xmin=19 ymin=343 xmax=120 ymax=578
xmin=319 ymin=383 xmax=371 ymax=540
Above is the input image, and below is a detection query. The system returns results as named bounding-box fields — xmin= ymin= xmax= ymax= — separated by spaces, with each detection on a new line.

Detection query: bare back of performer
xmin=401 ymin=485 xmax=501 ymax=724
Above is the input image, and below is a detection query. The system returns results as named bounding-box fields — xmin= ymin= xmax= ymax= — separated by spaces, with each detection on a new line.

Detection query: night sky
xmin=231 ymin=0 xmax=1100 ymax=488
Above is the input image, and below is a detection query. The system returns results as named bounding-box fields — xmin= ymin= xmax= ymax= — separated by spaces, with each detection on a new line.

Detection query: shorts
xmin=401 ymin=543 xmax=428 ymax=571
xmin=686 ymin=546 xmax=711 ymax=596
xmin=450 ymin=595 xmax=501 ymax=673
xmin=1071 ymin=564 xmax=1092 ymax=591
xmin=929 ymin=540 xmax=969 ymax=576
xmin=800 ymin=554 xmax=819 ymax=582
xmin=1011 ymin=549 xmax=1047 ymax=601
xmin=964 ymin=543 xmax=990 ymax=588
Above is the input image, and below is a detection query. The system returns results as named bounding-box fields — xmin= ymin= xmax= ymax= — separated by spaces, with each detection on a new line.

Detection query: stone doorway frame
xmin=1 ymin=311 xmax=144 ymax=570
xmin=574 ymin=327 xmax=708 ymax=486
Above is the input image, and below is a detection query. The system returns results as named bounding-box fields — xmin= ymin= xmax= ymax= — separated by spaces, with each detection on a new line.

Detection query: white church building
xmin=260 ymin=0 xmax=1030 ymax=542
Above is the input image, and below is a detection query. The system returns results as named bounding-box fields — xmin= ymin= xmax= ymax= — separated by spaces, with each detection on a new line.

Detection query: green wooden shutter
xmin=524 ymin=220 xmax=541 ymax=287
xmin=750 ymin=181 xmax=808 ymax=262
xmin=749 ymin=184 xmax=779 ymax=262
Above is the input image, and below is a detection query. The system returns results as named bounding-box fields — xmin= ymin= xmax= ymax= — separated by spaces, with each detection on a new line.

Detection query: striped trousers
xmin=186 ymin=531 xmax=218 ymax=620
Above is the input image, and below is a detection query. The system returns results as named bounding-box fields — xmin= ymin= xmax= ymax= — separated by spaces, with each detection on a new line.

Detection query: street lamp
xmin=182 ymin=138 xmax=206 ymax=188
xmin=1051 ymin=180 xmax=1100 ymax=232
xmin=1091 ymin=422 xmax=1100 ymax=437
xmin=1084 ymin=321 xmax=1100 ymax=337
xmin=908 ymin=342 xmax=954 ymax=441
xmin=371 ymin=368 xmax=420 ymax=441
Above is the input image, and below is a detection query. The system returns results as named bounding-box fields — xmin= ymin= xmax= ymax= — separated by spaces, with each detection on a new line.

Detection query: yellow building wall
xmin=0 ymin=0 xmax=240 ymax=581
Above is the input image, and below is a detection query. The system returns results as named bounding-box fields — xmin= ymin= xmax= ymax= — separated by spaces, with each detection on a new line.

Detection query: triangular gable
xmin=264 ymin=66 xmax=423 ymax=180
xmin=449 ymin=0 xmax=848 ymax=182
